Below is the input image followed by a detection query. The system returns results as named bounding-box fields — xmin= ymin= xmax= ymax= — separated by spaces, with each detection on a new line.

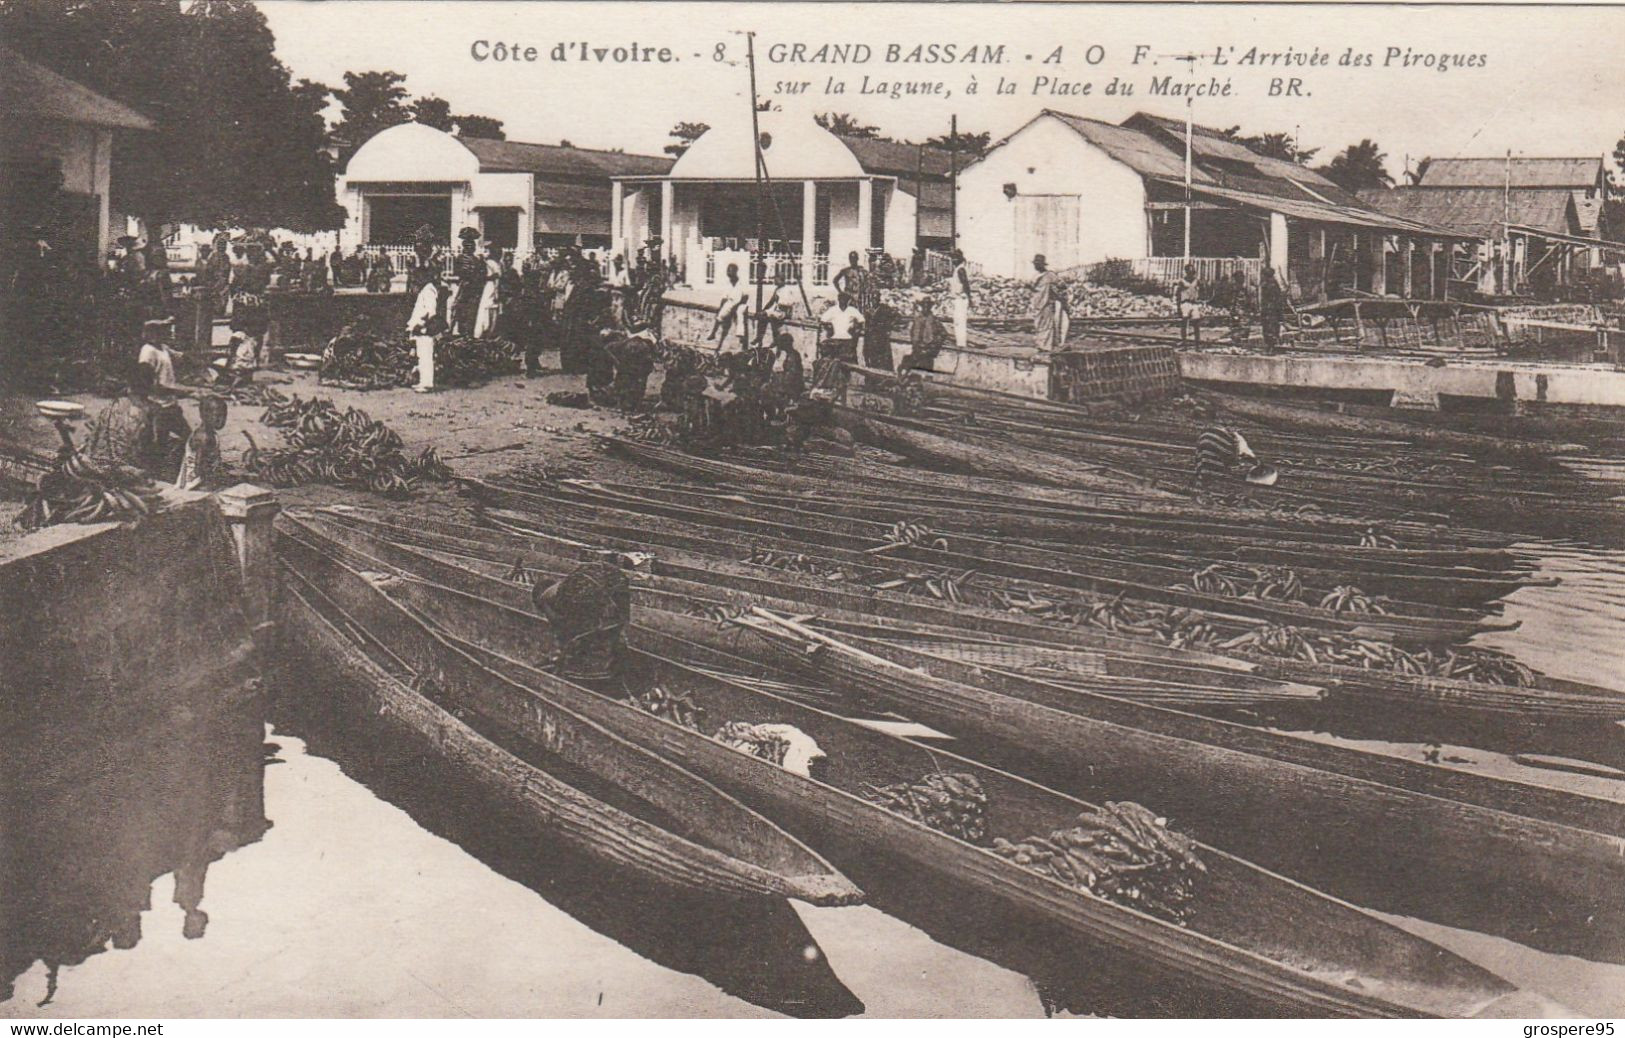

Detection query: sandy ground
xmin=1 ymin=350 xmax=650 ymax=527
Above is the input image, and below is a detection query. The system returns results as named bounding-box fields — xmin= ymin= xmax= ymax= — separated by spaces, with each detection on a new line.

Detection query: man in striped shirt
xmin=1193 ymin=425 xmax=1274 ymax=489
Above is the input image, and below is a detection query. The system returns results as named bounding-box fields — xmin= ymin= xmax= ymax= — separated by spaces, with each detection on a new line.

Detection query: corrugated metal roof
xmin=1041 ymin=111 xmax=1215 ymax=183
xmin=1357 ymin=186 xmax=1577 ymax=237
xmin=533 ymin=181 xmax=611 ymax=210
xmin=0 ymin=44 xmax=154 ymax=131
xmin=895 ymin=179 xmax=954 ymax=209
xmin=838 ymin=136 xmax=955 ymax=178
xmin=461 ymin=137 xmax=671 ymax=178
xmin=1418 ymin=157 xmax=1603 ymax=189
xmin=1167 ymin=179 xmax=1476 ymax=238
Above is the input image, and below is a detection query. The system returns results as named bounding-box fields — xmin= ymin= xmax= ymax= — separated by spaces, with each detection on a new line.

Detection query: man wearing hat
xmin=406 ymin=224 xmax=439 ymax=299
xmin=138 ymin=317 xmax=185 ymax=390
xmin=407 ymin=263 xmax=447 ymax=393
xmin=450 ymin=226 xmax=487 ymax=336
xmin=1029 ymin=254 xmax=1069 ymax=352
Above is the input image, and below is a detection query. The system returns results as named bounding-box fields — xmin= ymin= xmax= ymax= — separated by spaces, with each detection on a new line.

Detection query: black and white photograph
xmin=2 ymin=0 xmax=1624 ymax=1023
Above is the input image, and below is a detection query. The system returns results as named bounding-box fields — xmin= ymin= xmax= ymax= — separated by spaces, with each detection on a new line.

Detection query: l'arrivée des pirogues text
xmin=469 ymin=38 xmax=1488 ymax=75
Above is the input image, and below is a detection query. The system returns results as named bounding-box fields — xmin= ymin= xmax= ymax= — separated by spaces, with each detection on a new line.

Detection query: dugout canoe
xmin=526 ymin=475 xmax=1517 ymax=620
xmin=275 ymin=524 xmax=862 ymax=908
xmin=600 ymin=435 xmax=1517 ymax=556
xmin=282 ymin=527 xmax=1555 ymax=1017
xmin=282 ymin=510 xmax=1625 ymax=963
xmin=314 ymin=505 xmax=1625 ymax=731
xmin=464 ymin=476 xmax=1513 ymax=643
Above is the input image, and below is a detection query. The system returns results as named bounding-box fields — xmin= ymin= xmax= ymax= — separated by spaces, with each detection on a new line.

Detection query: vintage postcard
xmin=2 ymin=0 xmax=1623 ymax=1025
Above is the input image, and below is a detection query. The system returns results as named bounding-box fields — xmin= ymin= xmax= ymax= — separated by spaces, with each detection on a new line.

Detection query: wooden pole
xmin=746 ymin=32 xmax=767 ymax=331
xmin=949 ymin=114 xmax=959 ymax=245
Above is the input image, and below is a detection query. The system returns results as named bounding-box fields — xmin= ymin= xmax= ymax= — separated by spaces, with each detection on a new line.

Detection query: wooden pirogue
xmin=496 ymin=475 xmax=1514 ymax=635
xmin=275 ymin=525 xmax=863 ymax=907
xmin=459 ymin=480 xmax=1625 ymax=727
xmin=600 ymin=435 xmax=1518 ymax=558
xmin=463 ymin=477 xmax=1509 ymax=644
xmin=289 ymin=509 xmax=1625 ymax=962
xmin=325 ymin=502 xmax=1625 ymax=733
xmin=276 ymin=515 xmax=1560 ymax=1017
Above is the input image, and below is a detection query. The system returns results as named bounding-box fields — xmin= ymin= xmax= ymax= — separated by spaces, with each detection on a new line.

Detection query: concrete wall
xmin=0 ymin=496 xmax=257 ymax=749
xmin=959 ymin=116 xmax=1150 ymax=278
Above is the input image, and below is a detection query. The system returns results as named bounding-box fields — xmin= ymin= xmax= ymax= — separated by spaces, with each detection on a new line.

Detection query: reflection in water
xmin=1 ymin=694 xmax=272 ymax=1007
xmin=278 ymin=678 xmax=864 ymax=1019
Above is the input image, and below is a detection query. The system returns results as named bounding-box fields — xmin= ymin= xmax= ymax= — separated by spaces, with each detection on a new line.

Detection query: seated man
xmin=532 ymin=560 xmax=632 ymax=686
xmin=1193 ymin=425 xmax=1277 ymax=491
xmin=83 ymin=362 xmax=185 ymax=480
xmin=584 ymin=328 xmax=620 ymax=408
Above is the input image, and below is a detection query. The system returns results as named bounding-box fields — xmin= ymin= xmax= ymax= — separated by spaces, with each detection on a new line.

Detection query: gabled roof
xmin=837 ymin=135 xmax=956 ymax=179
xmin=1417 ymin=157 xmax=1604 ymax=189
xmin=0 ymin=44 xmax=154 ymax=131
xmin=461 ymin=137 xmax=672 ymax=179
xmin=1037 ymin=111 xmax=1214 ymax=183
xmin=1357 ymin=186 xmax=1578 ymax=237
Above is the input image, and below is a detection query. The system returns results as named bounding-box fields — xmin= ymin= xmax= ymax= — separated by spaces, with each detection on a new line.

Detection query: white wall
xmin=958 ymin=115 xmax=1149 ymax=278
xmin=883 ymin=183 xmax=917 ymax=257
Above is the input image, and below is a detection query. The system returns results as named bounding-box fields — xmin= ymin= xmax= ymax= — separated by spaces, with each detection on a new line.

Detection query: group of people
xmin=1175 ymin=263 xmax=1290 ymax=349
xmin=75 ymin=316 xmax=228 ymax=491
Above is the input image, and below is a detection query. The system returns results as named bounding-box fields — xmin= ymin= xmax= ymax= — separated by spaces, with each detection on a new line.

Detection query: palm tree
xmin=1319 ymin=140 xmax=1394 ymax=192
xmin=815 ymin=112 xmax=881 ymax=139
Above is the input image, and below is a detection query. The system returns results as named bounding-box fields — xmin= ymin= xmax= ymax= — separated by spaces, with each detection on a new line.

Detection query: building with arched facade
xmin=611 ymin=113 xmax=954 ymax=295
xmin=335 ymin=122 xmax=670 ymax=258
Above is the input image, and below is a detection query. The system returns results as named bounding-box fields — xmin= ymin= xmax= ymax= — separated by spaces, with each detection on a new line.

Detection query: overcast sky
xmin=259 ymin=1 xmax=1624 ymax=177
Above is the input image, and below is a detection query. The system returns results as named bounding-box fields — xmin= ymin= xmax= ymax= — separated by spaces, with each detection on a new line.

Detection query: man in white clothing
xmin=710 ymin=263 xmax=749 ymax=347
xmin=407 ymin=267 xmax=446 ymax=393
xmin=137 ymin=318 xmax=184 ymax=389
xmin=948 ymin=250 xmax=972 ymax=350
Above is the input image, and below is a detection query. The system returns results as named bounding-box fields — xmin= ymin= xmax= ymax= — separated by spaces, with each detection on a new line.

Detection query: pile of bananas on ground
xmin=244 ymin=396 xmax=453 ymax=497
xmin=319 ymin=327 xmax=523 ymax=390
xmin=991 ymin=801 xmax=1205 ymax=923
xmin=863 ymin=771 xmax=988 ymax=843
xmin=1180 ymin=563 xmax=1304 ymax=602
xmin=626 ymin=413 xmax=682 ymax=446
xmin=743 ymin=548 xmax=845 ymax=580
xmin=625 ymin=684 xmax=707 ymax=731
xmin=14 ymin=452 xmax=164 ymax=530
xmin=1318 ymin=584 xmax=1387 ymax=615
xmin=878 ymin=519 xmax=948 ymax=551
xmin=1218 ymin=623 xmax=1537 ymax=686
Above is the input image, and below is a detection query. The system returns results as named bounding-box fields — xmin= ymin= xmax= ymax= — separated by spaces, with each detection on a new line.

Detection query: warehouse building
xmin=1359 ymin=157 xmax=1621 ymax=296
xmin=336 ymin=121 xmax=672 ymax=258
xmin=957 ymin=109 xmax=1472 ymax=301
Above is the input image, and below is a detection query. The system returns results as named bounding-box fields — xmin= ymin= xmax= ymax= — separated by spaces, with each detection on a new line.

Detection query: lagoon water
xmin=5 ymin=539 xmax=1624 ymax=1019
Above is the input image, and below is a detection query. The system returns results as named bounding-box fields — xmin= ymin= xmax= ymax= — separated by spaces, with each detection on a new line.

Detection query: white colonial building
xmin=959 ymin=109 xmax=1473 ymax=301
xmin=611 ymin=113 xmax=954 ymax=295
xmin=336 ymin=122 xmax=671 ymax=258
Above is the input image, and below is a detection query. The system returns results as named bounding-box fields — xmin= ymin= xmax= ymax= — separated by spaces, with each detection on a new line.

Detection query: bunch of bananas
xmin=881 ymin=568 xmax=977 ymax=603
xmin=1359 ymin=527 xmax=1401 ymax=549
xmin=1249 ymin=565 xmax=1303 ymax=602
xmin=743 ymin=548 xmax=842 ymax=580
xmin=713 ymin=721 xmax=792 ymax=767
xmin=14 ymin=453 xmax=163 ymax=530
xmin=864 ymin=772 xmax=988 ymax=843
xmin=319 ymin=329 xmax=523 ymax=390
xmin=626 ymin=684 xmax=707 ymax=731
xmin=1217 ymin=623 xmax=1538 ymax=687
xmin=242 ymin=397 xmax=452 ymax=498
xmin=1319 ymin=585 xmax=1388 ymax=615
xmin=881 ymin=519 xmax=948 ymax=551
xmin=991 ymin=801 xmax=1205 ymax=923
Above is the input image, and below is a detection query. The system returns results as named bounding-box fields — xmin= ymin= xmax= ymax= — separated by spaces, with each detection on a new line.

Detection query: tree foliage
xmin=409 ymin=95 xmax=505 ymax=140
xmin=815 ymin=112 xmax=881 ymax=139
xmin=0 ymin=0 xmax=343 ymax=231
xmin=332 ymin=70 xmax=410 ymax=159
xmin=923 ymin=129 xmax=992 ymax=160
xmin=665 ymin=121 xmax=711 ymax=157
xmin=1218 ymin=126 xmax=1317 ymax=164
xmin=1318 ymin=139 xmax=1395 ymax=192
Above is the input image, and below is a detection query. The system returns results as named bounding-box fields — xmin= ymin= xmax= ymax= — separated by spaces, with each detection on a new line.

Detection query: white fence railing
xmin=923 ymin=248 xmax=982 ymax=280
xmin=1085 ymin=257 xmax=1263 ymax=292
xmin=699 ymin=247 xmax=830 ymax=288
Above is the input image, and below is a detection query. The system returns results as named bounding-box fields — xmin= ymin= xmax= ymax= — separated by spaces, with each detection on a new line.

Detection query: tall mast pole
xmin=746 ymin=31 xmax=766 ymax=331
xmin=949 ymin=114 xmax=959 ymax=246
xmin=1503 ymin=148 xmax=1512 ymax=292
